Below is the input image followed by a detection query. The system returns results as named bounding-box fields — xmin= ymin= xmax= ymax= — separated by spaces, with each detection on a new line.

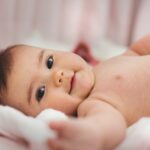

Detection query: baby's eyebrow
xmin=28 ymin=81 xmax=34 ymax=104
xmin=38 ymin=49 xmax=45 ymax=66
xmin=27 ymin=49 xmax=45 ymax=104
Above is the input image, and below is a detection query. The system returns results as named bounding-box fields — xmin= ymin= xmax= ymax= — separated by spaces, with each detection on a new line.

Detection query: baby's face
xmin=4 ymin=45 xmax=94 ymax=116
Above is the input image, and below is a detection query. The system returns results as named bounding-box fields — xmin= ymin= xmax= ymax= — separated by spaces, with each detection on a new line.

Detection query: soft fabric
xmin=0 ymin=106 xmax=68 ymax=150
xmin=1 ymin=105 xmax=150 ymax=150
xmin=115 ymin=118 xmax=150 ymax=150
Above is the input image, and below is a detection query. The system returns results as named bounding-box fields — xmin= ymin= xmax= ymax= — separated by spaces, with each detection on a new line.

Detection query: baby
xmin=1 ymin=35 xmax=150 ymax=150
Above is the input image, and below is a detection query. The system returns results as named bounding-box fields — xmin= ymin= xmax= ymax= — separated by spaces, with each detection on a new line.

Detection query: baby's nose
xmin=54 ymin=70 xmax=64 ymax=87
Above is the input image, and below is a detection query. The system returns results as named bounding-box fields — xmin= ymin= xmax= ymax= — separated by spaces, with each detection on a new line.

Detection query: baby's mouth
xmin=69 ymin=73 xmax=75 ymax=94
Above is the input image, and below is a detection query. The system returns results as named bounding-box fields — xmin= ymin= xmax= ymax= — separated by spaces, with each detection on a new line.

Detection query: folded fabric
xmin=0 ymin=105 xmax=68 ymax=150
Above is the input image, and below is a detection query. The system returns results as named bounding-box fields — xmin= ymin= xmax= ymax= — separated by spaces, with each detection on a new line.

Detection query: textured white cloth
xmin=115 ymin=118 xmax=150 ymax=150
xmin=0 ymin=106 xmax=68 ymax=150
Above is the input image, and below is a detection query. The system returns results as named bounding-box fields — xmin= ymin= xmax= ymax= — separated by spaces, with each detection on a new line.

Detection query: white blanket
xmin=0 ymin=105 xmax=150 ymax=150
xmin=0 ymin=106 xmax=67 ymax=150
xmin=115 ymin=118 xmax=150 ymax=150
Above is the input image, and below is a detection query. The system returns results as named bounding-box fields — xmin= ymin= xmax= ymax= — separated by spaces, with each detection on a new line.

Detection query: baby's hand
xmin=47 ymin=118 xmax=102 ymax=150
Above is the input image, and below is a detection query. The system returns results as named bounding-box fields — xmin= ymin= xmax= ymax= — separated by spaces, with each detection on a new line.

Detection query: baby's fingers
xmin=47 ymin=139 xmax=62 ymax=150
xmin=47 ymin=138 xmax=67 ymax=150
xmin=49 ymin=119 xmax=79 ymax=138
xmin=50 ymin=120 xmax=71 ymax=138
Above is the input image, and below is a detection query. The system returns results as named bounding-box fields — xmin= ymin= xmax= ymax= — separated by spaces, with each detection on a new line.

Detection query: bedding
xmin=0 ymin=106 xmax=67 ymax=150
xmin=115 ymin=118 xmax=150 ymax=150
xmin=0 ymin=105 xmax=150 ymax=150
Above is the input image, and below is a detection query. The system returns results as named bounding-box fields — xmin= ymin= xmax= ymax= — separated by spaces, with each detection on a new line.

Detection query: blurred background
xmin=0 ymin=0 xmax=150 ymax=59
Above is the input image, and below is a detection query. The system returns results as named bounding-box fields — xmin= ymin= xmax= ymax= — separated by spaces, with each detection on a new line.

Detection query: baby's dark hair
xmin=0 ymin=45 xmax=17 ymax=103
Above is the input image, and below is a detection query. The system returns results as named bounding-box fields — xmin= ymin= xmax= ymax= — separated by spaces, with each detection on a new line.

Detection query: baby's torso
xmin=91 ymin=55 xmax=150 ymax=125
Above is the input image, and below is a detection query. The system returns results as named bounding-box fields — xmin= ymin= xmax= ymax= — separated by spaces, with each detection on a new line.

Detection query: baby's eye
xmin=36 ymin=86 xmax=45 ymax=102
xmin=47 ymin=56 xmax=53 ymax=69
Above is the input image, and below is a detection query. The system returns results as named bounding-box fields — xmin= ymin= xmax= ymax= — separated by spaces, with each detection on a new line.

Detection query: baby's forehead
xmin=10 ymin=45 xmax=44 ymax=60
xmin=6 ymin=45 xmax=41 ymax=96
xmin=11 ymin=45 xmax=40 ymax=52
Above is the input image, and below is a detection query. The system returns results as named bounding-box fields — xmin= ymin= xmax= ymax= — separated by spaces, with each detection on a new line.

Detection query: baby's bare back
xmin=91 ymin=54 xmax=150 ymax=125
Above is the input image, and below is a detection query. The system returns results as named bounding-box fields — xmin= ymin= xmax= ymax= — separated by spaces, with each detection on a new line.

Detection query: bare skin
xmin=48 ymin=35 xmax=150 ymax=150
xmin=2 ymin=35 xmax=150 ymax=149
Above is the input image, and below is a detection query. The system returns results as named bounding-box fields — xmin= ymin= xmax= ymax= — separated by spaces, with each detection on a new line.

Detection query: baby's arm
xmin=124 ymin=35 xmax=150 ymax=56
xmin=48 ymin=99 xmax=126 ymax=150
xmin=78 ymin=99 xmax=126 ymax=149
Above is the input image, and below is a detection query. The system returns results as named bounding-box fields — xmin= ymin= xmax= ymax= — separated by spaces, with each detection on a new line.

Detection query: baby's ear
xmin=73 ymin=41 xmax=100 ymax=66
xmin=130 ymin=35 xmax=150 ymax=55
